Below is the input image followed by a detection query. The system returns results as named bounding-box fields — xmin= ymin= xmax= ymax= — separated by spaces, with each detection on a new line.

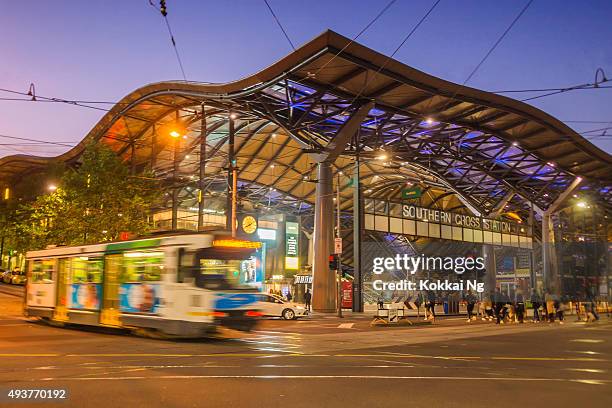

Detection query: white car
xmin=257 ymin=294 xmax=309 ymax=320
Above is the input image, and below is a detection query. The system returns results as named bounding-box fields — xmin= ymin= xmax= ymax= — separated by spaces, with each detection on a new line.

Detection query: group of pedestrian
xmin=467 ymin=289 xmax=602 ymax=325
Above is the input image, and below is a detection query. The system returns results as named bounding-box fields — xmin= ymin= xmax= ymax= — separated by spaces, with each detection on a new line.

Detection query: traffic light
xmin=328 ymin=254 xmax=339 ymax=270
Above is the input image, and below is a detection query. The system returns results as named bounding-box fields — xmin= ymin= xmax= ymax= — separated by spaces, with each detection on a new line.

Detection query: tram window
xmin=31 ymin=259 xmax=54 ymax=283
xmin=177 ymin=248 xmax=195 ymax=283
xmin=195 ymin=259 xmax=241 ymax=290
xmin=70 ymin=257 xmax=103 ymax=283
xmin=120 ymin=251 xmax=164 ymax=283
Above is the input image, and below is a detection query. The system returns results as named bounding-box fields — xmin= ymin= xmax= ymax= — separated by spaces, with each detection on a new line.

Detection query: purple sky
xmin=1 ymin=0 xmax=611 ymax=158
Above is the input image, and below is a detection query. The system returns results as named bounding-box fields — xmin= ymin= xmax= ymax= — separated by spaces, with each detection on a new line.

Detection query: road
xmin=0 ymin=288 xmax=610 ymax=408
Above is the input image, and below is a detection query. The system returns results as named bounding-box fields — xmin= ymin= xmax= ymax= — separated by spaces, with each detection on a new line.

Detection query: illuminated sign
xmin=257 ymin=228 xmax=277 ymax=241
xmin=285 ymin=256 xmax=299 ymax=270
xmin=212 ymin=239 xmax=262 ymax=249
xmin=294 ymin=275 xmax=312 ymax=284
xmin=365 ymin=199 xmax=532 ymax=248
xmin=285 ymin=222 xmax=299 ymax=270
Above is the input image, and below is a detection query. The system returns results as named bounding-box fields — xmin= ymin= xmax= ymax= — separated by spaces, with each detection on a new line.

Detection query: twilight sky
xmin=1 ymin=0 xmax=611 ymax=158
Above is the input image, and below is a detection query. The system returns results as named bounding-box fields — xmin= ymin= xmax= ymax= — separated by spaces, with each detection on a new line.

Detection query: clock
xmin=242 ymin=215 xmax=258 ymax=234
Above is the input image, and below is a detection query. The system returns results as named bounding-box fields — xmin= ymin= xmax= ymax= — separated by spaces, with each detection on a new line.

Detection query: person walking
xmin=286 ymin=291 xmax=293 ymax=302
xmin=515 ymin=290 xmax=525 ymax=323
xmin=493 ymin=288 xmax=505 ymax=324
xmin=545 ymin=293 xmax=556 ymax=323
xmin=426 ymin=290 xmax=436 ymax=321
xmin=465 ymin=292 xmax=477 ymax=323
xmin=531 ymin=290 xmax=541 ymax=323
xmin=304 ymin=289 xmax=312 ymax=312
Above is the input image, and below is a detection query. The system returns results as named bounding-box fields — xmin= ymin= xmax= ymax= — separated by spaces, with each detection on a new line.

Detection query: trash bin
xmin=443 ymin=301 xmax=449 ymax=314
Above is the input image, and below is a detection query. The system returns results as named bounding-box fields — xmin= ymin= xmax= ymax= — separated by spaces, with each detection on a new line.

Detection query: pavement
xmin=0 ymin=287 xmax=610 ymax=408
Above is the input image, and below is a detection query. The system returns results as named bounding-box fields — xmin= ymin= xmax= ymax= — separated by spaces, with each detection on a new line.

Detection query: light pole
xmin=170 ymin=121 xmax=181 ymax=231
xmin=336 ymin=172 xmax=343 ymax=318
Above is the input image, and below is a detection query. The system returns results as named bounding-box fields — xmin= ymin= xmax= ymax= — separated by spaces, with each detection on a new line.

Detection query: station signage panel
xmin=285 ymin=221 xmax=299 ymax=270
xmin=364 ymin=199 xmax=532 ymax=249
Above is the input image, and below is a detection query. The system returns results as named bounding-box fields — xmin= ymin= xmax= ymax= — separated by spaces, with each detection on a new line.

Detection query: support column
xmin=483 ymin=245 xmax=497 ymax=297
xmin=538 ymin=176 xmax=582 ymax=297
xmin=312 ymin=161 xmax=335 ymax=312
xmin=198 ymin=105 xmax=207 ymax=231
xmin=352 ymin=145 xmax=363 ymax=312
xmin=171 ymin=137 xmax=179 ymax=231
xmin=171 ymin=111 xmax=180 ymax=231
xmin=226 ymin=113 xmax=235 ymax=231
xmin=482 ymin=192 xmax=514 ymax=298
xmin=542 ymin=212 xmax=560 ymax=295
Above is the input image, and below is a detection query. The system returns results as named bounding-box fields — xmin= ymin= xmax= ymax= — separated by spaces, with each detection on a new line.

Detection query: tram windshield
xmin=181 ymin=246 xmax=257 ymax=290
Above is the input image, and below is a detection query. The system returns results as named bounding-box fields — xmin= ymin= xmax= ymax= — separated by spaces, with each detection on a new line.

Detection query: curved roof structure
xmin=1 ymin=30 xmax=610 ymax=219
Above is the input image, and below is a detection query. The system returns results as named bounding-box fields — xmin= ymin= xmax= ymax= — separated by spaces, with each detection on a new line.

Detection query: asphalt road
xmin=0 ymin=290 xmax=610 ymax=408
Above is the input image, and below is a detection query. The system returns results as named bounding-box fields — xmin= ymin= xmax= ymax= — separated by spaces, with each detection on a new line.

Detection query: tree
xmin=9 ymin=143 xmax=161 ymax=249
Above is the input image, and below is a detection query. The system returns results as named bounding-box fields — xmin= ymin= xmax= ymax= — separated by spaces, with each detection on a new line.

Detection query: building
xmin=1 ymin=31 xmax=610 ymax=310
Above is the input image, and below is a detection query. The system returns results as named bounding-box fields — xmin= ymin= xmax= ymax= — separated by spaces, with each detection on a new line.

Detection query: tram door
xmin=100 ymin=254 xmax=121 ymax=326
xmin=52 ymin=258 xmax=69 ymax=321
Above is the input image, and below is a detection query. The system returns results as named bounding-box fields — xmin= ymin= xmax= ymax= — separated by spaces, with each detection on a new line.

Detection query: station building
xmin=1 ymin=31 xmax=610 ymax=311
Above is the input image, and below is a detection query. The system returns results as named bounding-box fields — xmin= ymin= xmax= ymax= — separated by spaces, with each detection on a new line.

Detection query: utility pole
xmin=198 ymin=104 xmax=207 ymax=231
xmin=336 ymin=172 xmax=343 ymax=318
xmin=227 ymin=112 xmax=237 ymax=238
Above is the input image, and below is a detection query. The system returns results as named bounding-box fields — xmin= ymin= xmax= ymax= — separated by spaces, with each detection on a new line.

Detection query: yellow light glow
xmin=285 ymin=256 xmax=299 ymax=270
xmin=169 ymin=130 xmax=181 ymax=138
xmin=212 ymin=239 xmax=262 ymax=249
xmin=3 ymin=187 xmax=9 ymax=200
xmin=577 ymin=201 xmax=587 ymax=208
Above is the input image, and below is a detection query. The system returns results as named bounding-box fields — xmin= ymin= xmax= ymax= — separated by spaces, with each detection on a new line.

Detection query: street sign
xmin=401 ymin=186 xmax=422 ymax=199
xmin=334 ymin=237 xmax=342 ymax=254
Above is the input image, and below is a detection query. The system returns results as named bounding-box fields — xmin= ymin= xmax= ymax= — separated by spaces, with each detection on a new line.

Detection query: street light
xmin=169 ymin=130 xmax=181 ymax=138
xmin=48 ymin=185 xmax=57 ymax=192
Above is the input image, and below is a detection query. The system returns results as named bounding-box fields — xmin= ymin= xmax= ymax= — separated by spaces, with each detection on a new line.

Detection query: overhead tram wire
xmin=286 ymin=0 xmax=442 ymax=134
xmin=263 ymin=0 xmax=295 ymax=51
xmin=310 ymin=0 xmax=398 ymax=77
xmin=424 ymin=0 xmax=534 ymax=118
xmin=148 ymin=0 xmax=188 ymax=81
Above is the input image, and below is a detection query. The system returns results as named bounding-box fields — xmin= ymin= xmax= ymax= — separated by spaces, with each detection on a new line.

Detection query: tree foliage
xmin=5 ymin=143 xmax=161 ymax=251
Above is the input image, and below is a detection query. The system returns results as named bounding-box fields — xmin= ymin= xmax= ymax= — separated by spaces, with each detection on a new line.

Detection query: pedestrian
xmin=483 ymin=299 xmax=494 ymax=321
xmin=545 ymin=293 xmax=555 ymax=323
xmin=415 ymin=291 xmax=424 ymax=319
xmin=426 ymin=290 xmax=436 ymax=321
xmin=493 ymin=288 xmax=506 ymax=324
xmin=556 ymin=296 xmax=569 ymax=324
xmin=377 ymin=294 xmax=384 ymax=310
xmin=304 ymin=289 xmax=312 ymax=312
xmin=531 ymin=290 xmax=541 ymax=323
xmin=515 ymin=290 xmax=525 ymax=323
xmin=465 ymin=291 xmax=477 ymax=323
xmin=286 ymin=291 xmax=293 ymax=302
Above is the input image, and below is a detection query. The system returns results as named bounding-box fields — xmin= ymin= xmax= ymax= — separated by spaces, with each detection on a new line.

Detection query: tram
xmin=24 ymin=232 xmax=262 ymax=337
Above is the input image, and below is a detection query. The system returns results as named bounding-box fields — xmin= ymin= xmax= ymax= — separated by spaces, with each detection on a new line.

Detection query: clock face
xmin=242 ymin=215 xmax=257 ymax=234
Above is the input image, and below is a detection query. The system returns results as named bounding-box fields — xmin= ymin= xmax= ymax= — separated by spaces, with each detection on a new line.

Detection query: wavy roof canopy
xmin=1 ymin=30 xmax=610 ymax=217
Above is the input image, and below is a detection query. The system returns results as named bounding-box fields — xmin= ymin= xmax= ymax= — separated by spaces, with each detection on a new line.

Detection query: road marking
xmin=570 ymin=339 xmax=604 ymax=343
xmin=33 ymin=375 xmax=612 ymax=383
xmin=0 ymin=353 xmax=60 ymax=357
xmin=491 ymin=357 xmax=604 ymax=362
xmin=1 ymin=353 xmax=606 ymax=362
xmin=338 ymin=323 xmax=354 ymax=329
xmin=564 ymin=368 xmax=606 ymax=373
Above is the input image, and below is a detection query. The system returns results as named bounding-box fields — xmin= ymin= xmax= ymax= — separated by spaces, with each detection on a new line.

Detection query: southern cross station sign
xmin=364 ymin=199 xmax=533 ymax=249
